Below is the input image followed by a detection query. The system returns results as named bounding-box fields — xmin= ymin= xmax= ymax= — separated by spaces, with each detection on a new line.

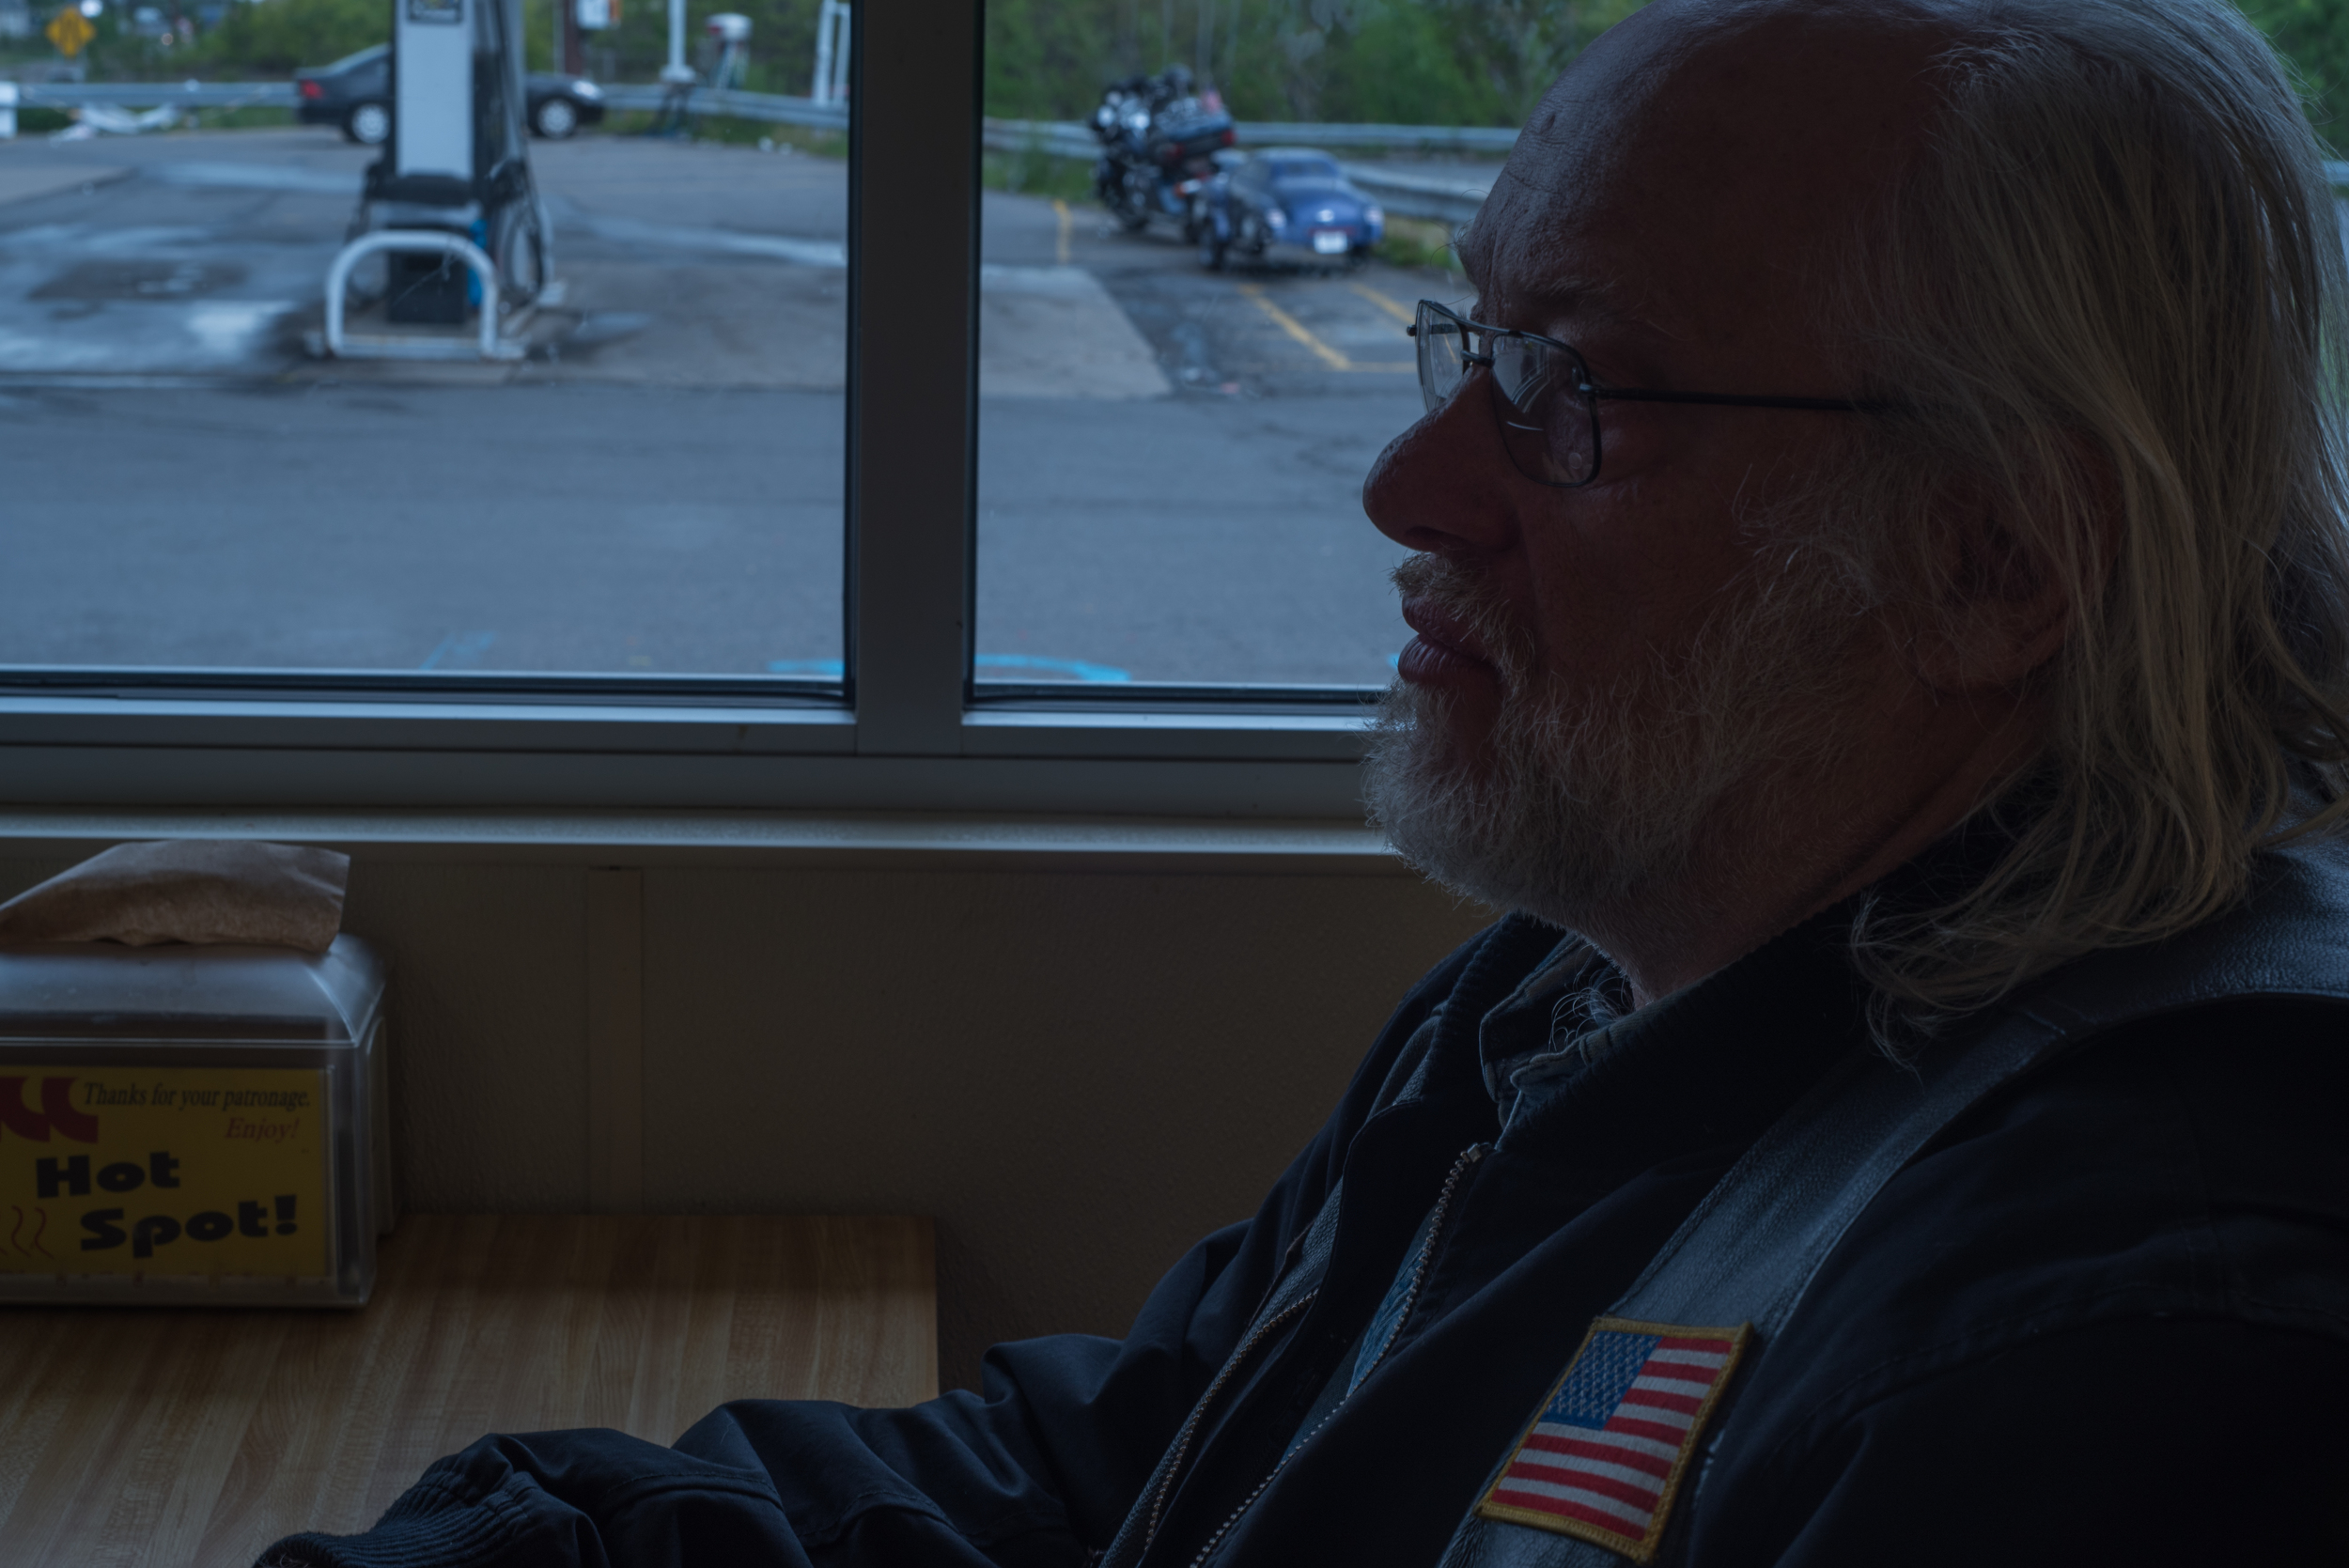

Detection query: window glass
xmin=0 ymin=0 xmax=844 ymax=686
xmin=973 ymin=0 xmax=1602 ymax=691
xmin=971 ymin=0 xmax=2346 ymax=695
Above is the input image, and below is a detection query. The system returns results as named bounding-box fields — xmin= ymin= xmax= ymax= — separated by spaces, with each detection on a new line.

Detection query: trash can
xmin=0 ymin=936 xmax=391 ymax=1307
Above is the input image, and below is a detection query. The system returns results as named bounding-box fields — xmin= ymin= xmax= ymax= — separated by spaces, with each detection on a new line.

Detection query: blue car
xmin=1197 ymin=148 xmax=1385 ymax=271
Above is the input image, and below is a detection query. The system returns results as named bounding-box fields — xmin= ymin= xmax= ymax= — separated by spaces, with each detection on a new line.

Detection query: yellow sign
xmin=0 ymin=1066 xmax=328 ymax=1279
xmin=45 ymin=7 xmax=94 ymax=56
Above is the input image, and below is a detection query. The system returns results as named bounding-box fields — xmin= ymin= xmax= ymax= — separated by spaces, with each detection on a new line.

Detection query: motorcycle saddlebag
xmin=1156 ymin=106 xmax=1235 ymax=161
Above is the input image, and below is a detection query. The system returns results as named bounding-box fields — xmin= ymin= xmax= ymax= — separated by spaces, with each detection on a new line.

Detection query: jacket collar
xmin=1489 ymin=903 xmax=1871 ymax=1170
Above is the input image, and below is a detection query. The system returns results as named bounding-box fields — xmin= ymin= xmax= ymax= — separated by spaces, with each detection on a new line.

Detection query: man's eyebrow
xmin=1492 ymin=275 xmax=1668 ymax=339
xmin=1453 ymin=218 xmax=1675 ymax=336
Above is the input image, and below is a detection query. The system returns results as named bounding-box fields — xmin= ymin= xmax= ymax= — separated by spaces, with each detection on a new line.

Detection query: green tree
xmin=1319 ymin=2 xmax=1514 ymax=125
xmin=190 ymin=0 xmax=386 ymax=74
xmin=2240 ymin=0 xmax=2349 ymax=155
xmin=150 ymin=0 xmax=2349 ymax=154
xmin=178 ymin=0 xmax=828 ymax=87
xmin=980 ymin=0 xmax=1650 ymax=124
xmin=988 ymin=0 xmax=1117 ymax=118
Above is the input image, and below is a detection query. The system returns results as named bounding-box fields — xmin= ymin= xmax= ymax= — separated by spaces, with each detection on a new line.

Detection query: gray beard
xmin=1362 ymin=555 xmax=1870 ymax=933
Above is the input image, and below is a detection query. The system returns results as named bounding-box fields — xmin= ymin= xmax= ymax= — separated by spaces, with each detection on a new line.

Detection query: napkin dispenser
xmin=0 ymin=936 xmax=391 ymax=1306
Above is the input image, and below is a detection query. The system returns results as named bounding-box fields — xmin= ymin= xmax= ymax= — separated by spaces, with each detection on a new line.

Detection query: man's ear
xmin=1906 ymin=446 xmax=2117 ymax=696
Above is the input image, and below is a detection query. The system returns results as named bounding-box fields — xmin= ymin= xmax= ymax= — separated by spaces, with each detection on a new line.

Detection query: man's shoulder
xmin=1716 ymin=840 xmax=2349 ymax=1468
xmin=1793 ymin=832 xmax=2349 ymax=1351
xmin=1758 ymin=991 xmax=2349 ymax=1442
xmin=2010 ymin=833 xmax=2349 ymax=1036
xmin=1694 ymin=995 xmax=2349 ymax=1563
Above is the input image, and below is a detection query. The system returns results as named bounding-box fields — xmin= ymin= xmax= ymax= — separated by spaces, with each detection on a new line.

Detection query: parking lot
xmin=0 ymin=126 xmax=1461 ymax=685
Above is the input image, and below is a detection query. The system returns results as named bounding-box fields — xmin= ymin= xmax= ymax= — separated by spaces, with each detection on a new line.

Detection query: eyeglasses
xmin=1408 ymin=299 xmax=1901 ymax=489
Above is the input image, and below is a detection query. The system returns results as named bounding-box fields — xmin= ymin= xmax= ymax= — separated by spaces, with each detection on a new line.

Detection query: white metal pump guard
xmin=321 ymin=231 xmax=524 ymax=361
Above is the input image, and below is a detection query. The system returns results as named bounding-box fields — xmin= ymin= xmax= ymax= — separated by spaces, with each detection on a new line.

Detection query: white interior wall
xmin=0 ymin=835 xmax=1491 ymax=1389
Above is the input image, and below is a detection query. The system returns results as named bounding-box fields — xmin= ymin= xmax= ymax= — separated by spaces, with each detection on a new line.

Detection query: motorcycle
xmin=1088 ymin=65 xmax=1236 ymax=238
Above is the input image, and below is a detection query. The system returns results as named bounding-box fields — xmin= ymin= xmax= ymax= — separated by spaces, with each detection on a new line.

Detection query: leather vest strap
xmin=1436 ymin=842 xmax=2349 ymax=1568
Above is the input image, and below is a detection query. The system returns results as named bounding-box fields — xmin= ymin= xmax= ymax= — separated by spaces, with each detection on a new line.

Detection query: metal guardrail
xmin=1337 ymin=166 xmax=1490 ymax=226
xmin=976 ymin=115 xmax=1515 ymax=161
xmin=1237 ymin=120 xmax=1516 ymax=153
xmin=975 ymin=116 xmax=1496 ymax=224
xmin=982 ymin=117 xmax=1098 ymax=160
xmin=15 ymin=80 xmax=297 ymax=108
xmin=593 ymin=83 xmax=848 ymax=130
xmin=590 ymin=95 xmax=1517 ymax=163
xmin=10 ymin=81 xmax=1500 ymax=221
xmin=14 ymin=80 xmax=2341 ymax=194
xmin=590 ymin=95 xmax=1498 ymax=222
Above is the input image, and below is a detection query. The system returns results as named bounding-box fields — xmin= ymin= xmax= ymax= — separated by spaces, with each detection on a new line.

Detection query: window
xmin=0 ymin=0 xmax=1518 ymax=815
xmin=0 ymin=0 xmax=845 ymax=691
xmin=972 ymin=8 xmax=1471 ymax=695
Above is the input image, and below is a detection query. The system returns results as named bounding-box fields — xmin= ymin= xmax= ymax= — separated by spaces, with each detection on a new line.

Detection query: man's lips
xmin=1397 ymin=598 xmax=1500 ymax=685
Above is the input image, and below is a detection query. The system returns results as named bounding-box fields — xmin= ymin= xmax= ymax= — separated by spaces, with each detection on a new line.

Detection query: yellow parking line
xmin=1240 ymin=283 xmax=1354 ymax=370
xmin=1052 ymin=198 xmax=1072 ymax=267
xmin=1348 ymin=281 xmax=1416 ymax=325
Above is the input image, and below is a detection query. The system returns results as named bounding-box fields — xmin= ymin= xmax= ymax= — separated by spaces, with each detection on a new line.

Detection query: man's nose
xmin=1361 ymin=368 xmax=1525 ymax=560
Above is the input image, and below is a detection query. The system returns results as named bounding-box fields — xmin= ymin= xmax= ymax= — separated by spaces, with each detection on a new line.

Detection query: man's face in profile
xmin=1360 ymin=0 xmax=1947 ymax=933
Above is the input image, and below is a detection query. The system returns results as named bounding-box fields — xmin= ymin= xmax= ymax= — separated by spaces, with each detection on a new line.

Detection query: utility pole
xmin=813 ymin=0 xmax=831 ymax=101
xmin=660 ymin=0 xmax=692 ymax=84
xmin=812 ymin=0 xmax=848 ymax=104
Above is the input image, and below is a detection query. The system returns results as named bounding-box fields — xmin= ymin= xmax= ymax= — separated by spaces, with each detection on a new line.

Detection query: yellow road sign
xmin=46 ymin=6 xmax=94 ymax=55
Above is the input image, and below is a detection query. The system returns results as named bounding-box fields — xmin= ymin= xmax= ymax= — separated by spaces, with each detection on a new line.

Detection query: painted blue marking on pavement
xmin=975 ymin=654 xmax=1130 ymax=682
xmin=420 ymin=630 xmax=497 ymax=670
xmin=764 ymin=656 xmax=1133 ymax=682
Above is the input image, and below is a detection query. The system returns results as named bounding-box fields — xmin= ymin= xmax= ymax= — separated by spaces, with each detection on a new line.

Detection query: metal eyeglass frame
xmin=1408 ymin=298 xmax=1903 ymax=489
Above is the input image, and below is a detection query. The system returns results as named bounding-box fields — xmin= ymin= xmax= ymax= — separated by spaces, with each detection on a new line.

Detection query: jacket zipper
xmin=1134 ymin=1286 xmax=1322 ymax=1559
xmin=1174 ymin=1141 xmax=1488 ymax=1568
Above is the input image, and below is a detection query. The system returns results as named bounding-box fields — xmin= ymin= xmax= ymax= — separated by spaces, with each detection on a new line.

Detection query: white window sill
xmin=0 ymin=805 xmax=1405 ymax=870
xmin=0 ymin=693 xmax=1379 ymax=815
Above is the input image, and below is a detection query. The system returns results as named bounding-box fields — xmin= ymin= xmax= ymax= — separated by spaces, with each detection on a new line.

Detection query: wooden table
xmin=0 ymin=1214 xmax=937 ymax=1568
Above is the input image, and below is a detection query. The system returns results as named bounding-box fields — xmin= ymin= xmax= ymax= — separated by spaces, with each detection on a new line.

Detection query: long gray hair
xmin=1828 ymin=0 xmax=2349 ymax=1034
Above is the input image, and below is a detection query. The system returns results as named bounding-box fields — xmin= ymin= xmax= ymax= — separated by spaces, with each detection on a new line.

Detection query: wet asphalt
xmin=0 ymin=127 xmax=1453 ymax=685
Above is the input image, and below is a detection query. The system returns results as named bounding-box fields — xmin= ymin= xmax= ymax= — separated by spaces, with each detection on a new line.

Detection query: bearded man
xmin=265 ymin=0 xmax=2349 ymax=1565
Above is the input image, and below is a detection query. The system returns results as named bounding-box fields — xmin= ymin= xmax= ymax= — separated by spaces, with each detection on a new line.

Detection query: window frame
xmin=0 ymin=0 xmax=1382 ymax=820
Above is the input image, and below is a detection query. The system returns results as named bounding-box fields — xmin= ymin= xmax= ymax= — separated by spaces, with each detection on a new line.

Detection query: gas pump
xmin=313 ymin=0 xmax=556 ymax=361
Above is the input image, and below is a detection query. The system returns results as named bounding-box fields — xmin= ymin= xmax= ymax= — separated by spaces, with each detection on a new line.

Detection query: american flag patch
xmin=1474 ymin=1315 xmax=1751 ymax=1563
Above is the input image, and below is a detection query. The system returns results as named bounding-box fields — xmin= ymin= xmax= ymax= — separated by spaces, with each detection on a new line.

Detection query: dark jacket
xmin=263 ymin=845 xmax=2349 ymax=1568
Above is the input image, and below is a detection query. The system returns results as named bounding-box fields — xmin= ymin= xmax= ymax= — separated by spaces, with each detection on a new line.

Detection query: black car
xmin=294 ymin=43 xmax=391 ymax=146
xmin=523 ymin=74 xmax=605 ymax=138
xmin=295 ymin=44 xmax=605 ymax=145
